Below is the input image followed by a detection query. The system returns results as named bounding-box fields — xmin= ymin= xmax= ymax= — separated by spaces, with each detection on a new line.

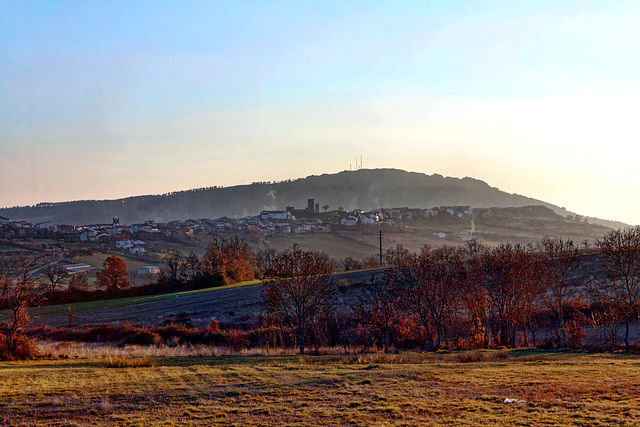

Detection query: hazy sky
xmin=2 ymin=1 xmax=640 ymax=224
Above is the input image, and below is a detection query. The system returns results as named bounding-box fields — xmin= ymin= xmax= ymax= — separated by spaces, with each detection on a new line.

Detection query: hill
xmin=0 ymin=168 xmax=626 ymax=228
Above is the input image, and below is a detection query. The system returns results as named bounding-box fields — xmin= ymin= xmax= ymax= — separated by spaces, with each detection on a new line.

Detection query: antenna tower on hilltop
xmin=350 ymin=155 xmax=363 ymax=171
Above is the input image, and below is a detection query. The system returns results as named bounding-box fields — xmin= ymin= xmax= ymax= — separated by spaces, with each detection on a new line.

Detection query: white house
xmin=116 ymin=239 xmax=134 ymax=250
xmin=341 ymin=216 xmax=358 ymax=226
xmin=79 ymin=229 xmax=97 ymax=242
xmin=260 ymin=210 xmax=293 ymax=221
xmin=36 ymin=221 xmax=58 ymax=232
xmin=130 ymin=246 xmax=146 ymax=255
xmin=433 ymin=232 xmax=447 ymax=239
xmin=131 ymin=222 xmax=159 ymax=233
xmin=274 ymin=224 xmax=291 ymax=233
xmin=135 ymin=265 xmax=161 ymax=276
xmin=130 ymin=240 xmax=146 ymax=255
xmin=361 ymin=215 xmax=377 ymax=225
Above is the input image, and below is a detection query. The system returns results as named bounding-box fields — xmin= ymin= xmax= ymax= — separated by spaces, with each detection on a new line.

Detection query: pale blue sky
xmin=2 ymin=1 xmax=640 ymax=223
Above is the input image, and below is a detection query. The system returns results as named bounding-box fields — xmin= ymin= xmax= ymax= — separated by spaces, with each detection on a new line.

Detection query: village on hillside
xmin=1 ymin=198 xmax=608 ymax=289
xmin=0 ymin=199 xmax=484 ymax=248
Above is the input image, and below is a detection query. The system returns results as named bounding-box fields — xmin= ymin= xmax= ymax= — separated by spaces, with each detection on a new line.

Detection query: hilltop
xmin=0 ymin=168 xmax=626 ymax=228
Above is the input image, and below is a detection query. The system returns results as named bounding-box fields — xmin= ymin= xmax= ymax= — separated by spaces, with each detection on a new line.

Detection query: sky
xmin=2 ymin=1 xmax=640 ymax=224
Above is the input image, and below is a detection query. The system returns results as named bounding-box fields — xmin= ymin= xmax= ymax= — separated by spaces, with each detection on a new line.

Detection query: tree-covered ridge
xmin=2 ymin=168 xmax=616 ymax=227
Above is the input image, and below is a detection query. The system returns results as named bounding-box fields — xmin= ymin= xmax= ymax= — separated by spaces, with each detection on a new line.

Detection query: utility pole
xmin=379 ymin=229 xmax=384 ymax=267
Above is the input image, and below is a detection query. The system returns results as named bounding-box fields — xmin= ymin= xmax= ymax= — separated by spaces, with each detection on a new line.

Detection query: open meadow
xmin=2 ymin=349 xmax=640 ymax=426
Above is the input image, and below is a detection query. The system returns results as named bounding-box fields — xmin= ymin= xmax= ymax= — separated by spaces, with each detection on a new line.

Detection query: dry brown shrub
xmin=457 ymin=350 xmax=486 ymax=363
xmin=207 ymin=318 xmax=221 ymax=334
xmin=0 ymin=333 xmax=38 ymax=360
xmin=224 ymin=330 xmax=250 ymax=351
xmin=122 ymin=330 xmax=162 ymax=346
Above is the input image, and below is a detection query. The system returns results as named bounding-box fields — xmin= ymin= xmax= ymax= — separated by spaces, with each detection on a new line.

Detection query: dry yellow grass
xmin=104 ymin=356 xmax=155 ymax=368
xmin=1 ymin=349 xmax=640 ymax=425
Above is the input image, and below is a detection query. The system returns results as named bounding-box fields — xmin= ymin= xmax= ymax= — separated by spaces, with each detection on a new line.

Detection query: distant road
xmin=32 ymin=267 xmax=389 ymax=328
xmin=30 ymin=252 xmax=66 ymax=276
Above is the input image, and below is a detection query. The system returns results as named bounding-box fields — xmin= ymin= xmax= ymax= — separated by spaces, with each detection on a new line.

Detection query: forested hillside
xmin=0 ymin=169 xmax=625 ymax=227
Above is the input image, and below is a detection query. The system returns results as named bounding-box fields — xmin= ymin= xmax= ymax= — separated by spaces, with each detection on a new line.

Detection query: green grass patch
xmin=74 ymin=253 xmax=149 ymax=270
xmin=0 ymin=279 xmax=262 ymax=320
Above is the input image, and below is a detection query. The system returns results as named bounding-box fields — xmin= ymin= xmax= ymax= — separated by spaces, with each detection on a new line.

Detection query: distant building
xmin=341 ymin=216 xmax=358 ymax=226
xmin=135 ymin=266 xmax=160 ymax=275
xmin=63 ymin=263 xmax=97 ymax=276
xmin=36 ymin=221 xmax=58 ymax=232
xmin=79 ymin=229 xmax=97 ymax=242
xmin=260 ymin=210 xmax=293 ymax=221
xmin=116 ymin=239 xmax=134 ymax=249
xmin=130 ymin=240 xmax=146 ymax=255
xmin=361 ymin=215 xmax=378 ymax=225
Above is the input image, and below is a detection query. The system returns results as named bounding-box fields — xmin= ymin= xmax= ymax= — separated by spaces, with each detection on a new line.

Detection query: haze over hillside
xmin=0 ymin=169 xmax=626 ymax=228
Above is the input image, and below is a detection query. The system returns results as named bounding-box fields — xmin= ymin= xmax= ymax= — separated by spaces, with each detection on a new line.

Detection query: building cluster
xmin=59 ymin=262 xmax=160 ymax=279
xmin=337 ymin=206 xmax=475 ymax=226
xmin=0 ymin=216 xmax=157 ymax=256
xmin=0 ymin=210 xmax=334 ymax=247
xmin=0 ymin=205 xmax=480 ymax=247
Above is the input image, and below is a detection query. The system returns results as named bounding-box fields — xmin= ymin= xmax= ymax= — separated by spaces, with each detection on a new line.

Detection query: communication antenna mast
xmin=360 ymin=155 xmax=363 ymax=170
xmin=379 ymin=229 xmax=384 ymax=266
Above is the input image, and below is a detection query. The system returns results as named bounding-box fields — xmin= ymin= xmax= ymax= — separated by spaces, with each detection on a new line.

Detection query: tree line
xmin=4 ymin=227 xmax=640 ymax=359
xmin=260 ymin=229 xmax=640 ymax=354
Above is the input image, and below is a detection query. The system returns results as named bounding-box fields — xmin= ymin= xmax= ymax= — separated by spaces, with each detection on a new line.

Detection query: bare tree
xmin=340 ymin=256 xmax=363 ymax=272
xmin=180 ymin=252 xmax=202 ymax=282
xmin=594 ymin=227 xmax=640 ymax=351
xmin=68 ymin=272 xmax=89 ymax=291
xmin=480 ymin=244 xmax=543 ymax=348
xmin=462 ymin=250 xmax=492 ymax=348
xmin=41 ymin=262 xmax=69 ymax=293
xmin=262 ymin=248 xmax=336 ymax=354
xmin=128 ymin=268 xmax=139 ymax=287
xmin=0 ymin=252 xmax=42 ymax=356
xmin=362 ymin=255 xmax=380 ymax=269
xmin=162 ymin=249 xmax=183 ymax=283
xmin=539 ymin=237 xmax=581 ymax=347
xmin=384 ymin=244 xmax=411 ymax=267
xmin=255 ymin=248 xmax=278 ymax=279
xmin=352 ymin=274 xmax=402 ymax=353
xmin=391 ymin=246 xmax=464 ymax=350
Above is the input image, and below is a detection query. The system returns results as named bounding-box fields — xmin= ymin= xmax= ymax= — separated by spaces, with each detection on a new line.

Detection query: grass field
xmin=0 ymin=279 xmax=262 ymax=323
xmin=74 ymin=253 xmax=152 ymax=270
xmin=1 ymin=350 xmax=640 ymax=426
xmin=267 ymin=233 xmax=379 ymax=260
